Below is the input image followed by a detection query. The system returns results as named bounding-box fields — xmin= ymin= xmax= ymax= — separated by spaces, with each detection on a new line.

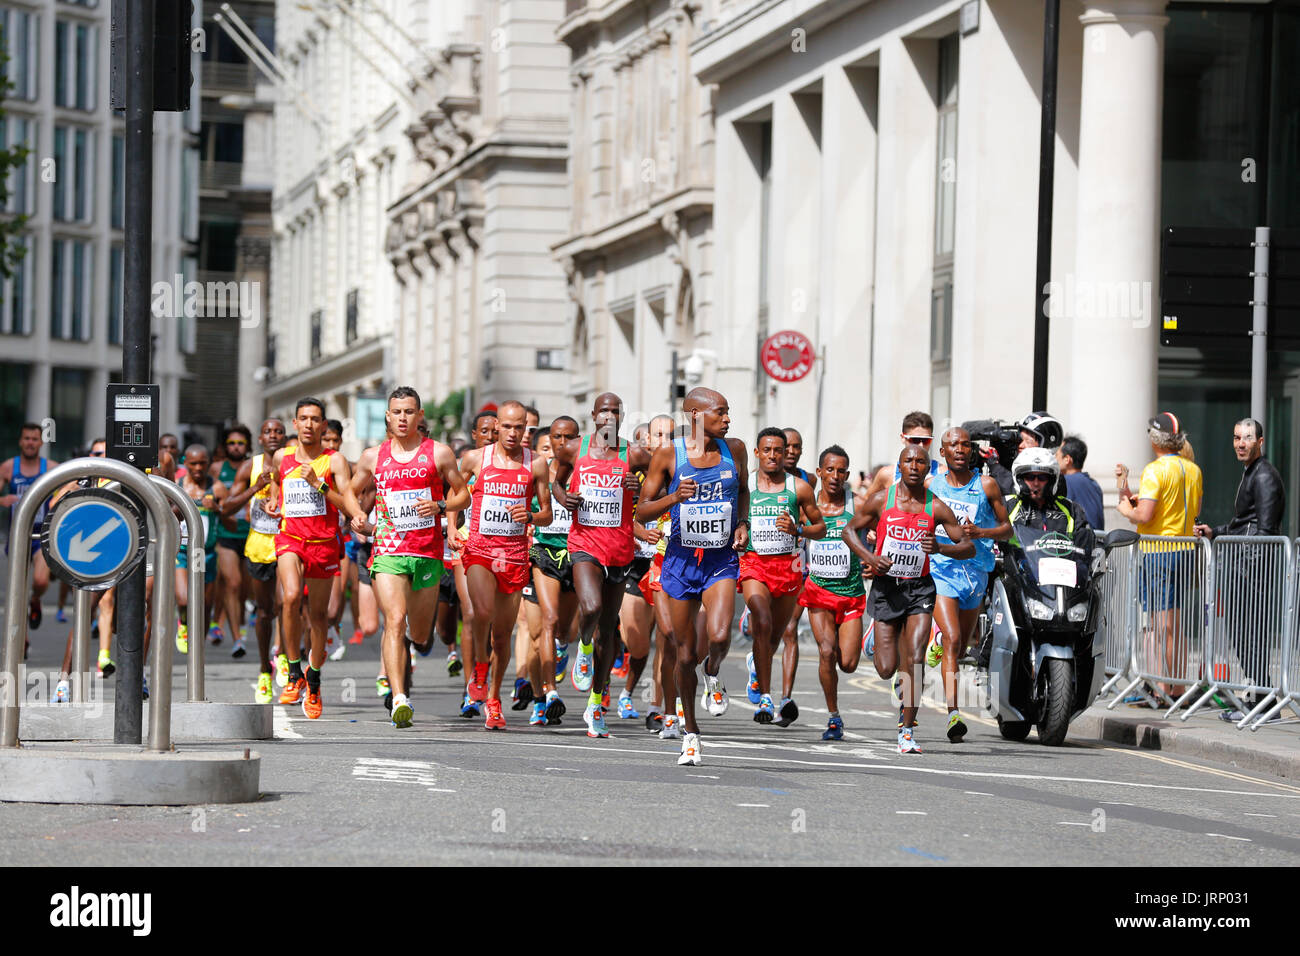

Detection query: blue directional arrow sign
xmin=50 ymin=498 xmax=137 ymax=583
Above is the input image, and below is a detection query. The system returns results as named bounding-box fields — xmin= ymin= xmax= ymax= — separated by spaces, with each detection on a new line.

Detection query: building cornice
xmin=690 ymin=0 xmax=873 ymax=85
xmin=552 ymin=186 xmax=713 ymax=261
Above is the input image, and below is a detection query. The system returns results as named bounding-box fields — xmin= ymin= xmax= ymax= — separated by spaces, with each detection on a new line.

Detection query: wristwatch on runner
xmin=437 ymin=500 xmax=447 ymax=516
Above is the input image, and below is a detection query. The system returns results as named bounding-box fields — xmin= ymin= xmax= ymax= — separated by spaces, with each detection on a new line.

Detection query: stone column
xmin=1069 ymin=0 xmax=1168 ymax=496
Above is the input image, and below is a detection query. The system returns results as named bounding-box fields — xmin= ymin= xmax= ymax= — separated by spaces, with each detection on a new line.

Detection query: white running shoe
xmin=678 ymin=732 xmax=702 ymax=766
xmin=702 ymin=673 xmax=729 ymax=717
xmin=329 ymin=641 xmax=347 ymax=662
xmin=659 ymin=715 xmax=682 ymax=739
xmin=54 ymin=679 xmax=71 ymax=704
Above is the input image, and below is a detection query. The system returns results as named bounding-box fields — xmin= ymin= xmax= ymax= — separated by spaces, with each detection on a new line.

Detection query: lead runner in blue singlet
xmin=1 ymin=422 xmax=59 ymax=630
xmin=638 ymin=387 xmax=750 ymax=767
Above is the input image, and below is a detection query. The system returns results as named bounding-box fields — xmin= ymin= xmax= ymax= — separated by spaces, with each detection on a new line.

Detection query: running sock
xmin=579 ymin=640 xmax=594 ymax=655
xmin=306 ymin=664 xmax=321 ymax=691
xmin=829 ymin=711 xmax=840 ymax=719
xmin=288 ymin=659 xmax=303 ymax=680
xmin=588 ymin=690 xmax=603 ymax=708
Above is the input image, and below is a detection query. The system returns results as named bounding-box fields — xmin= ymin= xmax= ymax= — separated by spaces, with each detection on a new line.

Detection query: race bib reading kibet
xmin=679 ymin=499 xmax=733 ymax=549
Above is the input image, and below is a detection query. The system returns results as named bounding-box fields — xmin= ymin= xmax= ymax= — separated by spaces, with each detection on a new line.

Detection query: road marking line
xmin=1057 ymin=822 xmax=1091 ymax=827
xmin=1206 ymin=833 xmax=1251 ymax=842
xmin=1102 ymin=746 xmax=1300 ymax=794
xmin=964 ymin=791 xmax=993 ymax=796
xmin=824 ymin=782 xmax=857 ymax=787
xmin=1243 ymin=812 xmax=1276 ymax=818
xmin=273 ymin=706 xmax=301 ymax=739
xmin=427 ymin=788 xmax=457 ymax=793
xmin=896 ymin=810 xmax=927 ymax=815
xmin=544 ymin=767 xmax=580 ymax=772
xmin=736 ymin=803 xmax=769 ymax=808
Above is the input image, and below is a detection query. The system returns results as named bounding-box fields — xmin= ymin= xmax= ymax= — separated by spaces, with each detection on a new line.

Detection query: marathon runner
xmin=924 ymin=427 xmax=1012 ymax=741
xmin=844 ymin=444 xmax=973 ymax=753
xmin=859 ymin=411 xmax=942 ymax=502
xmin=766 ymin=426 xmax=818 ymax=725
xmin=224 ymin=418 xmax=287 ymax=702
xmin=175 ymin=444 xmax=227 ymax=653
xmin=159 ymin=433 xmax=181 ymax=468
xmin=614 ymin=421 xmax=665 ymax=721
xmin=210 ymin=424 xmax=253 ymax=655
xmin=523 ymin=420 xmax=577 ymax=726
xmin=551 ymin=393 xmax=651 ymax=738
xmin=638 ymin=387 xmax=750 ymax=766
xmin=322 ymin=419 xmax=350 ymax=657
xmin=454 ymin=401 xmax=551 ymax=730
xmin=345 ymin=387 xmax=469 ymax=729
xmin=264 ymin=398 xmax=353 ymax=719
xmin=741 ymin=428 xmax=825 ymax=724
xmin=1 ymin=422 xmax=58 ymax=629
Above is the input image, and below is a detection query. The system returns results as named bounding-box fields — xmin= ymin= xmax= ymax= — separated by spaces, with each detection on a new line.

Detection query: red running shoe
xmin=467 ymin=661 xmax=489 ymax=702
xmin=348 ymin=629 xmax=364 ymax=645
xmin=484 ymin=697 xmax=506 ymax=730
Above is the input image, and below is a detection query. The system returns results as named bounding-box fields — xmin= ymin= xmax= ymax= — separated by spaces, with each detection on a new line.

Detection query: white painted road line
xmin=274 ymin=706 xmax=302 ymax=739
xmin=1206 ymin=833 xmax=1251 ymax=842
xmin=896 ymin=810 xmax=927 ymax=815
xmin=964 ymin=791 xmax=994 ymax=796
xmin=736 ymin=803 xmax=770 ymax=808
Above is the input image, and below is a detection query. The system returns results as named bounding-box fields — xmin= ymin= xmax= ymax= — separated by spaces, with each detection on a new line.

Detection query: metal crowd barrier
xmin=1244 ymin=539 xmax=1300 ymax=730
xmin=1098 ymin=541 xmax=1138 ymax=697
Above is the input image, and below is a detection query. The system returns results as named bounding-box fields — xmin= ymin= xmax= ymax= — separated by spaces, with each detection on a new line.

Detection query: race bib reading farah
xmin=249 ymin=497 xmax=279 ymax=535
xmin=549 ymin=501 xmax=573 ymax=535
xmin=881 ymin=533 xmax=925 ymax=579
xmin=480 ymin=494 xmax=524 ymax=536
xmin=283 ymin=477 xmax=326 ymax=518
xmin=384 ymin=488 xmax=436 ymax=533
xmin=808 ymin=539 xmax=850 ymax=578
xmin=679 ymin=500 xmax=732 ymax=549
xmin=577 ymin=476 xmax=623 ymax=527
xmin=750 ymin=514 xmax=796 ymax=555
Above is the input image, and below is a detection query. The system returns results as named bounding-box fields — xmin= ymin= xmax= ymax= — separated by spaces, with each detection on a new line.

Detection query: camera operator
xmin=972 ymin=412 xmax=1065 ymax=497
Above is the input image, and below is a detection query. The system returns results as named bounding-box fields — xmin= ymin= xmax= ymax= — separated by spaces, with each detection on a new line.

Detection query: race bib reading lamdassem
xmin=283 ymin=477 xmax=326 ymax=518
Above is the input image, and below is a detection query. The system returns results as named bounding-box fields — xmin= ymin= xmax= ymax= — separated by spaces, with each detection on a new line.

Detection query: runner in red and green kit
xmin=740 ymin=427 xmax=824 ymax=725
xmin=345 ymin=387 xmax=471 ymax=729
xmin=551 ymin=392 xmax=652 ymax=738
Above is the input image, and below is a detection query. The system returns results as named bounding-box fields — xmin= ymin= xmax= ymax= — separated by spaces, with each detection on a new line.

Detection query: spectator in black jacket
xmin=1194 ymin=418 xmax=1286 ymax=720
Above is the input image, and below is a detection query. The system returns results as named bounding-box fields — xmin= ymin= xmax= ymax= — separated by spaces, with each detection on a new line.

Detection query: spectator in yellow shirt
xmin=1114 ymin=412 xmax=1204 ymax=700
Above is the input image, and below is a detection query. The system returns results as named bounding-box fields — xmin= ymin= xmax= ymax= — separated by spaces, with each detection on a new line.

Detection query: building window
xmin=931 ymin=33 xmax=959 ymax=427
xmin=52 ymin=125 xmax=93 ymax=223
xmin=0 ymin=116 xmax=36 ymax=215
xmin=266 ymin=332 xmax=277 ymax=375
xmin=109 ymin=245 xmax=122 ymax=344
xmin=111 ymin=134 xmax=124 ymax=229
xmin=50 ymin=238 xmax=93 ymax=341
xmin=1 ymin=236 xmax=33 ymax=335
xmin=54 ymin=19 xmax=96 ymax=111
xmin=310 ymin=309 xmax=322 ymax=361
xmin=1 ymin=8 xmax=39 ymax=101
xmin=345 ymin=288 xmax=358 ymax=344
xmin=50 ymin=367 xmax=88 ymax=453
xmin=0 ymin=363 xmax=30 ymax=461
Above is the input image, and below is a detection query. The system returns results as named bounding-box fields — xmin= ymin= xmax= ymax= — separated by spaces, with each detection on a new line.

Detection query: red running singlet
xmin=372 ymin=438 xmax=444 ymax=558
xmin=278 ymin=450 xmax=339 ymax=542
xmin=467 ymin=444 xmax=533 ymax=567
xmin=567 ymin=436 xmax=635 ymax=566
xmin=875 ymin=484 xmax=935 ymax=579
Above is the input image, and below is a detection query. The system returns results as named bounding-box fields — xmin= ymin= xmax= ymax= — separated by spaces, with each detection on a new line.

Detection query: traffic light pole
xmin=116 ymin=0 xmax=155 ymax=744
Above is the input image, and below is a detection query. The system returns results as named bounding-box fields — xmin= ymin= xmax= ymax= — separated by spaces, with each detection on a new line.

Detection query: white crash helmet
xmin=1012 ymin=447 xmax=1060 ymax=493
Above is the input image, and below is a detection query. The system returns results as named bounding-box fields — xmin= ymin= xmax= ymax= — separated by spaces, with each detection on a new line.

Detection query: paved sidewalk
xmin=1070 ymin=700 xmax=1300 ymax=780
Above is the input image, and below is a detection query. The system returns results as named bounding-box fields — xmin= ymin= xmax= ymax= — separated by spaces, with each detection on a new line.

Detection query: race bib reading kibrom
xmin=249 ymin=497 xmax=280 ymax=535
xmin=283 ymin=477 xmax=326 ymax=518
xmin=577 ymin=477 xmax=623 ymax=527
xmin=750 ymin=514 xmax=796 ymax=555
xmin=881 ymin=534 xmax=925 ymax=579
xmin=479 ymin=495 xmax=525 ymax=536
xmin=808 ymin=539 xmax=850 ymax=578
xmin=384 ymin=488 xmax=436 ymax=533
xmin=679 ymin=500 xmax=732 ymax=549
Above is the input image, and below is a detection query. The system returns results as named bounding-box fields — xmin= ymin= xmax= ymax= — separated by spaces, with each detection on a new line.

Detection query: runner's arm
xmin=437 ymin=443 xmax=471 ymax=514
xmin=634 ymin=445 xmax=680 ymax=523
xmin=324 ymin=454 xmax=352 ymax=513
xmin=792 ymin=477 xmax=826 ymax=540
xmin=0 ymin=459 xmax=12 ymax=506
xmin=971 ymin=475 xmax=1013 ymax=542
xmin=931 ymin=500 xmax=975 ymax=559
xmin=728 ymin=437 xmax=750 ymax=552
xmin=220 ymin=459 xmax=256 ymax=516
xmin=844 ymin=492 xmax=888 ymax=574
xmin=263 ymin=450 xmax=284 ymax=516
xmin=549 ymin=434 xmax=582 ymax=511
xmin=529 ymin=458 xmax=552 ymax=527
xmin=344 ymin=448 xmax=376 ymax=526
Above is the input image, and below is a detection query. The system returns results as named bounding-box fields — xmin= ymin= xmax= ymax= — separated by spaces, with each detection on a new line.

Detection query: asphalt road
xmin=4 ymin=603 xmax=1300 ymax=866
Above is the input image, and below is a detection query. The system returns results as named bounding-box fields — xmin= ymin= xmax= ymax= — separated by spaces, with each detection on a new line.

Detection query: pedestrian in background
xmin=1194 ymin=418 xmax=1286 ymax=720
xmin=1115 ymin=412 xmax=1203 ymax=701
xmin=1056 ymin=435 xmax=1104 ymax=530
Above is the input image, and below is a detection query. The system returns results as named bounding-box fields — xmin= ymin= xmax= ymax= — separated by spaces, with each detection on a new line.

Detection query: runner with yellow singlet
xmin=224 ymin=418 xmax=286 ymax=702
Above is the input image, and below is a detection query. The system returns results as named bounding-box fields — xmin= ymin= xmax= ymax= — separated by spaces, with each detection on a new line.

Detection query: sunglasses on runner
xmin=226 ymin=439 xmax=247 ymax=446
xmin=904 ymin=436 xmax=933 ymax=445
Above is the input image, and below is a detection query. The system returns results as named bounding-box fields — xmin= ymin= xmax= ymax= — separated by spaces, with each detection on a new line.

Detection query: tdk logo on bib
xmin=692 ymin=503 xmax=729 ymax=516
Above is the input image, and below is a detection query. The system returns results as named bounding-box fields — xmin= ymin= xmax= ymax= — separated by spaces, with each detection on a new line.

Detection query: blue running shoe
xmin=572 ymin=641 xmax=595 ymax=692
xmin=745 ymin=651 xmax=761 ymax=705
xmin=617 ymin=692 xmax=639 ymax=719
xmin=554 ymin=640 xmax=569 ymax=683
xmin=584 ymin=704 xmax=609 ymax=738
xmin=545 ymin=690 xmax=566 ymax=724
xmin=822 ymin=714 xmax=844 ymax=741
xmin=529 ymin=700 xmax=547 ymax=726
xmin=460 ymin=693 xmax=482 ymax=718
xmin=754 ymin=694 xmax=775 ymax=724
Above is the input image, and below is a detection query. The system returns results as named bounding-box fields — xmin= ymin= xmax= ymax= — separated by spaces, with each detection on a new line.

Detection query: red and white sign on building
xmin=760 ymin=330 xmax=816 ymax=383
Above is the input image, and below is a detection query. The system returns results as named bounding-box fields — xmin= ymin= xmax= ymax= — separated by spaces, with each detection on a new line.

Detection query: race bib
xmin=1037 ymin=557 xmax=1077 ymax=588
xmin=248 ymin=497 xmax=280 ymax=535
xmin=577 ymin=479 xmax=622 ymax=527
xmin=479 ymin=495 xmax=524 ymax=536
xmin=181 ymin=511 xmax=210 ymax=547
xmin=384 ymin=488 xmax=436 ymax=533
xmin=441 ymin=517 xmax=455 ymax=560
xmin=635 ymin=532 xmax=657 ymax=558
xmin=750 ymin=514 xmax=796 ymax=555
xmin=679 ymin=500 xmax=732 ymax=549
xmin=881 ymin=533 xmax=925 ymax=579
xmin=808 ymin=539 xmax=850 ymax=578
xmin=549 ymin=500 xmax=573 ymax=535
xmin=945 ymin=498 xmax=977 ymax=523
xmin=283 ymin=477 xmax=326 ymax=518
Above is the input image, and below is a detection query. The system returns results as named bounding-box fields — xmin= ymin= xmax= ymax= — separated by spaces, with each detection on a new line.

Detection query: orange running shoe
xmin=302 ymin=686 xmax=323 ymax=719
xmin=484 ymin=697 xmax=506 ymax=730
xmin=467 ymin=661 xmax=489 ymax=702
xmin=280 ymin=675 xmax=306 ymax=705
xmin=348 ymin=629 xmax=364 ymax=645
xmin=601 ymin=685 xmax=611 ymax=710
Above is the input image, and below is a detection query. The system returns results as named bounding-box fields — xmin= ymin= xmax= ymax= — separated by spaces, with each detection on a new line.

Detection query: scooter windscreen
xmin=1007 ymin=523 xmax=1094 ymax=604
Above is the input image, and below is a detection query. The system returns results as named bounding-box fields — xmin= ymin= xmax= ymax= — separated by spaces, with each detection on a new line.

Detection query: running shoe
xmin=302 ymin=686 xmax=323 ymax=719
xmin=56 ymin=608 xmax=68 ymax=624
xmin=583 ymin=704 xmax=609 ymax=738
xmin=529 ymin=700 xmax=547 ymax=726
xmin=745 ymin=651 xmax=761 ymax=705
xmin=255 ymin=672 xmax=274 ymax=704
xmin=739 ymin=607 xmax=752 ymax=641
xmin=754 ymin=694 xmax=775 ymax=724
xmin=897 ymin=726 xmax=922 ymax=754
xmin=391 ymin=695 xmax=414 ymax=728
xmin=329 ymin=641 xmax=347 ymax=662
xmin=97 ymin=649 xmax=116 ymax=677
xmin=601 ymin=685 xmax=611 ymax=710
xmin=946 ymin=711 xmax=967 ymax=743
xmin=484 ymin=698 xmax=506 ymax=730
xmin=862 ymin=621 xmax=875 ymax=658
xmin=645 ymin=709 xmax=663 ymax=733
xmin=410 ymin=638 xmax=432 ymax=658
xmin=275 ymin=653 xmax=289 ymax=688
xmin=545 ymin=690 xmax=566 ymax=724
xmin=208 ymin=624 xmax=224 ymax=646
xmin=925 ymin=631 xmax=943 ymax=669
xmin=408 ymin=645 xmax=417 ymax=672
xmin=327 ymin=624 xmax=340 ymax=651
xmin=384 ymin=693 xmax=393 ymax=713
xmin=617 ymin=692 xmax=639 ymax=719
xmin=28 ymin=598 xmax=41 ymax=630
xmin=446 ymin=648 xmax=462 ymax=677
xmin=822 ymin=714 xmax=844 ymax=741
xmin=280 ymin=675 xmax=306 ymax=705
xmin=702 ymin=673 xmax=729 ymax=717
xmin=775 ymin=697 xmax=799 ymax=727
xmin=460 ymin=693 xmax=482 ymax=719
xmin=375 ymin=675 xmax=390 ymax=698
xmin=554 ymin=640 xmax=569 ymax=683
xmin=511 ymin=677 xmax=534 ymax=711
xmin=468 ymin=662 xmax=489 ymax=702
xmin=232 ymin=638 xmax=248 ymax=659
xmin=611 ymin=650 xmax=628 ymax=680
xmin=678 ymin=732 xmax=702 ymax=766
xmin=659 ymin=715 xmax=682 ymax=740
xmin=176 ymin=623 xmax=189 ymax=655
xmin=349 ymin=628 xmax=364 ymax=645
xmin=54 ymin=679 xmax=70 ymax=704
xmin=571 ymin=642 xmax=594 ymax=692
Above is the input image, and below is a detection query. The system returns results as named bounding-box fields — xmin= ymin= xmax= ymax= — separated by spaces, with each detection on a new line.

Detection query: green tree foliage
xmin=423 ymin=387 xmax=468 ymax=441
xmin=0 ymin=31 xmax=31 ymax=281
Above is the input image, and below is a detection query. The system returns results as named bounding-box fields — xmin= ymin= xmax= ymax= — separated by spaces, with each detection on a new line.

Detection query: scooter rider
xmin=1006 ymin=447 xmax=1095 ymax=548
